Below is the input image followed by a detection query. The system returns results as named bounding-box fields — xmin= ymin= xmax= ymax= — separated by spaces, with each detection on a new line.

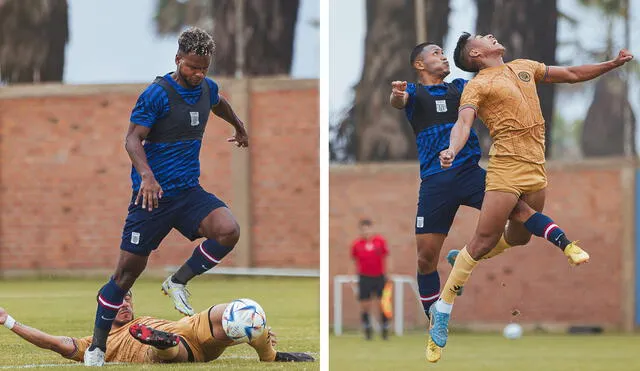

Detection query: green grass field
xmin=0 ymin=276 xmax=319 ymax=370
xmin=330 ymin=332 xmax=640 ymax=371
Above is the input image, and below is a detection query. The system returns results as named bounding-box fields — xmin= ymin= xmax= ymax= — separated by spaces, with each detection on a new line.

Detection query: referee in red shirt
xmin=350 ymin=219 xmax=390 ymax=340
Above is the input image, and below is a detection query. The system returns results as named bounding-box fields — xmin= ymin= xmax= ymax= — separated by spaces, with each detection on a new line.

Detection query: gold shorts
xmin=485 ymin=155 xmax=547 ymax=196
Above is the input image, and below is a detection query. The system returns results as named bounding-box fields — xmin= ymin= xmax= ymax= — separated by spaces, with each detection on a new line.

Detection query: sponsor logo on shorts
xmin=416 ymin=217 xmax=424 ymax=228
xmin=518 ymin=71 xmax=531 ymax=82
xmin=435 ymin=100 xmax=447 ymax=112
xmin=131 ymin=232 xmax=140 ymax=245
xmin=190 ymin=111 xmax=200 ymax=126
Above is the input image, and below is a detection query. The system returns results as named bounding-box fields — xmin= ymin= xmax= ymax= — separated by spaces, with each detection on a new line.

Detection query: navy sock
xmin=524 ymin=212 xmax=572 ymax=250
xmin=417 ymin=271 xmax=440 ymax=318
xmin=184 ymin=239 xmax=235 ymax=277
xmin=92 ymin=278 xmax=127 ymax=349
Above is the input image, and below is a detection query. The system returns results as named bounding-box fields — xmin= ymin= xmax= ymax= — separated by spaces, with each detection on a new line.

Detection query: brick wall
xmin=0 ymin=78 xmax=319 ymax=273
xmin=330 ymin=160 xmax=636 ymax=330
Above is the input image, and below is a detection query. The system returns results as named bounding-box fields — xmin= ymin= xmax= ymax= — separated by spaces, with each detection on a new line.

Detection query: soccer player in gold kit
xmin=0 ymin=292 xmax=313 ymax=364
xmin=428 ymin=32 xmax=633 ymax=362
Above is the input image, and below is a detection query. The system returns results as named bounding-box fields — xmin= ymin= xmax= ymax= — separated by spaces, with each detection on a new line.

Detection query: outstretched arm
xmin=0 ymin=307 xmax=77 ymax=358
xmin=439 ymin=107 xmax=476 ymax=169
xmin=545 ymin=49 xmax=634 ymax=84
xmin=211 ymin=95 xmax=249 ymax=147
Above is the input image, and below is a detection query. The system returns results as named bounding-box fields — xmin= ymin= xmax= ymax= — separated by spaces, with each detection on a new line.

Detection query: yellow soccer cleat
xmin=564 ymin=241 xmax=589 ymax=266
xmin=426 ymin=334 xmax=442 ymax=363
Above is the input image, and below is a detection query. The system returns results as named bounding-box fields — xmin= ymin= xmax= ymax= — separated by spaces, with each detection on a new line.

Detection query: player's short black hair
xmin=178 ymin=26 xmax=216 ymax=56
xmin=453 ymin=32 xmax=477 ymax=73
xmin=359 ymin=219 xmax=373 ymax=227
xmin=410 ymin=41 xmax=440 ymax=66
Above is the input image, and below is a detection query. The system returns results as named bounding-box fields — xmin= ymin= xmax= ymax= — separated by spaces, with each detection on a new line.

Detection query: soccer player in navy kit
xmin=84 ymin=27 xmax=249 ymax=366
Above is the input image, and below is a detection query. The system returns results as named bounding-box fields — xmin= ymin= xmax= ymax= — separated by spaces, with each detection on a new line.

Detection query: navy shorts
xmin=120 ymin=185 xmax=227 ymax=256
xmin=416 ymin=161 xmax=486 ymax=234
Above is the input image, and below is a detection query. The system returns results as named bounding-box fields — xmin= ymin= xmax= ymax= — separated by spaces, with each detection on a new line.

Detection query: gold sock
xmin=481 ymin=234 xmax=512 ymax=260
xmin=152 ymin=345 xmax=180 ymax=360
xmin=441 ymin=247 xmax=478 ymax=304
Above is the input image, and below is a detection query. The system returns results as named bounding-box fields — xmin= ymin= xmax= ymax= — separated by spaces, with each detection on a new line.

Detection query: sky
xmin=329 ymin=0 xmax=640 ymax=148
xmin=63 ymin=0 xmax=319 ymax=84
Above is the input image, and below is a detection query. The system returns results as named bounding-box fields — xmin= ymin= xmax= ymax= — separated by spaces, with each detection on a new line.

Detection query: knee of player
xmin=215 ymin=221 xmax=241 ymax=246
xmin=510 ymin=201 xmax=535 ymax=223
xmin=416 ymin=254 xmax=438 ymax=274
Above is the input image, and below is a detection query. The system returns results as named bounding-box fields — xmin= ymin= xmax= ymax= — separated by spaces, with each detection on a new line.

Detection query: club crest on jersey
xmin=518 ymin=71 xmax=531 ymax=82
xmin=435 ymin=100 xmax=447 ymax=113
xmin=189 ymin=111 xmax=200 ymax=126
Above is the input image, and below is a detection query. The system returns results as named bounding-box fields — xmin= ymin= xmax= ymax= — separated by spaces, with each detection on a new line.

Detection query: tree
xmin=0 ymin=0 xmax=69 ymax=84
xmin=576 ymin=0 xmax=636 ymax=156
xmin=473 ymin=0 xmax=558 ymax=157
xmin=154 ymin=0 xmax=299 ymax=76
xmin=332 ymin=0 xmax=450 ymax=162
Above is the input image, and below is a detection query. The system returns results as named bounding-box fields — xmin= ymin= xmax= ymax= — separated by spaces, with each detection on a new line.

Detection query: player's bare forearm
xmin=389 ymin=81 xmax=408 ymax=109
xmin=547 ymin=49 xmax=634 ymax=84
xmin=389 ymin=93 xmax=407 ymax=109
xmin=448 ymin=109 xmax=475 ymax=155
xmin=125 ymin=124 xmax=154 ymax=179
xmin=212 ymin=96 xmax=246 ymax=132
xmin=549 ymin=61 xmax=618 ymax=84
xmin=9 ymin=321 xmax=76 ymax=356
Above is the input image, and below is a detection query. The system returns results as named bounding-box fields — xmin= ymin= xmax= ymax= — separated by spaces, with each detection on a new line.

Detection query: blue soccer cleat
xmin=428 ymin=304 xmax=450 ymax=348
xmin=445 ymin=250 xmax=464 ymax=296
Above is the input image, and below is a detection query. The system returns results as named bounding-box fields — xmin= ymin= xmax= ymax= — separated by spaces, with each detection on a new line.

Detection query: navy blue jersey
xmin=405 ymin=78 xmax=481 ymax=178
xmin=129 ymin=73 xmax=220 ymax=196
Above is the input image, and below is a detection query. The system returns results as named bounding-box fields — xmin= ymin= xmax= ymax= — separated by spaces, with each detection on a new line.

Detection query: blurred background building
xmin=330 ymin=0 xmax=640 ymax=333
xmin=0 ymin=0 xmax=320 ymax=275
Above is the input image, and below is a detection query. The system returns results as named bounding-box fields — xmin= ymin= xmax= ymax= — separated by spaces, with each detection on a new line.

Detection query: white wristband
xmin=4 ymin=315 xmax=16 ymax=330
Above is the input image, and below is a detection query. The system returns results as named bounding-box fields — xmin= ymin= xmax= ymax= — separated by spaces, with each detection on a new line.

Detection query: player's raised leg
xmin=85 ymin=251 xmax=149 ymax=366
xmin=165 ymin=203 xmax=239 ymax=316
xmin=506 ymin=188 xmax=589 ymax=265
xmin=431 ymin=191 xmax=518 ymax=349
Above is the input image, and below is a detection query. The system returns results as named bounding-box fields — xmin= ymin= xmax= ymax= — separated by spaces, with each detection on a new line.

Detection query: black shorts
xmin=120 ymin=185 xmax=227 ymax=256
xmin=358 ymin=275 xmax=386 ymax=300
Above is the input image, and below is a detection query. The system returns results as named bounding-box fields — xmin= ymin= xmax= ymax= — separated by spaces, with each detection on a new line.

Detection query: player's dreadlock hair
xmin=409 ymin=41 xmax=440 ymax=67
xmin=178 ymin=27 xmax=216 ymax=56
xmin=453 ymin=32 xmax=477 ymax=73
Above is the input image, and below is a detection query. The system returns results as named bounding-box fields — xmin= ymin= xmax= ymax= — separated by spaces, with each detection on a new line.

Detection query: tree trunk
xmin=154 ymin=0 xmax=299 ymax=77
xmin=474 ymin=0 xmax=557 ymax=157
xmin=211 ymin=0 xmax=299 ymax=76
xmin=581 ymin=72 xmax=635 ymax=156
xmin=343 ymin=0 xmax=450 ymax=161
xmin=0 ymin=0 xmax=69 ymax=84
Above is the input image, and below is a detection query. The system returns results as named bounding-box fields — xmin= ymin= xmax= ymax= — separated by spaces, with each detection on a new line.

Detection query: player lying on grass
xmin=0 ymin=292 xmax=313 ymax=364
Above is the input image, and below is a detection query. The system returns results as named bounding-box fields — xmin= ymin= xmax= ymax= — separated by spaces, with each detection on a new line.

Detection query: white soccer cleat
xmin=161 ymin=276 xmax=195 ymax=316
xmin=83 ymin=347 xmax=105 ymax=366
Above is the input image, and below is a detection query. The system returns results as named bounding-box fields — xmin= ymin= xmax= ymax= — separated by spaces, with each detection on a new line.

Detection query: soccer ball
xmin=222 ymin=298 xmax=267 ymax=343
xmin=503 ymin=323 xmax=523 ymax=339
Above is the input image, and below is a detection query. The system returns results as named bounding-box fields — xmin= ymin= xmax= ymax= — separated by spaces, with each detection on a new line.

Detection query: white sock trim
xmin=4 ymin=315 xmax=16 ymax=330
xmin=435 ymin=300 xmax=453 ymax=314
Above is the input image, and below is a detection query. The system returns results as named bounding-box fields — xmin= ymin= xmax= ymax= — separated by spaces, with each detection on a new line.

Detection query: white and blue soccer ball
xmin=222 ymin=298 xmax=267 ymax=343
xmin=503 ymin=323 xmax=523 ymax=340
